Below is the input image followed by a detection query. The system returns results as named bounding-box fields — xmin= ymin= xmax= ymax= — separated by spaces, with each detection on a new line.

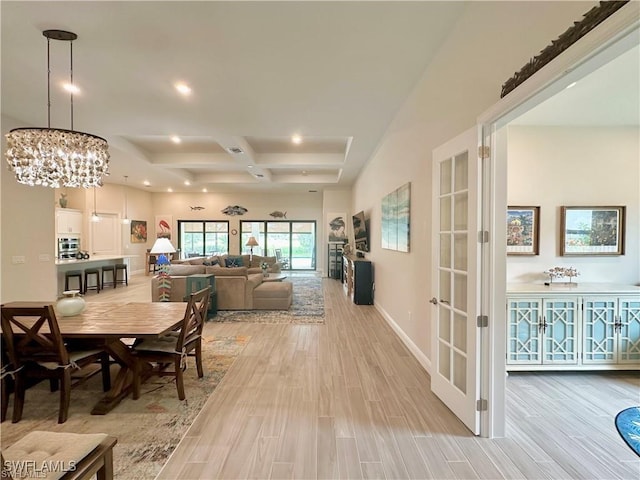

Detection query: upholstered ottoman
xmin=252 ymin=281 xmax=293 ymax=310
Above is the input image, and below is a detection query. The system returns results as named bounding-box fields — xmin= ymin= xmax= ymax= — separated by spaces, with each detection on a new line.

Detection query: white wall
xmin=1 ymin=115 xmax=57 ymax=302
xmin=507 ymin=126 xmax=640 ymax=284
xmin=351 ymin=1 xmax=597 ymax=363
xmin=152 ymin=190 xmax=344 ymax=272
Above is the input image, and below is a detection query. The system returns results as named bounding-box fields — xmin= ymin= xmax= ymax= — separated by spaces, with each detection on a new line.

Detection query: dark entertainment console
xmin=342 ymin=255 xmax=374 ymax=305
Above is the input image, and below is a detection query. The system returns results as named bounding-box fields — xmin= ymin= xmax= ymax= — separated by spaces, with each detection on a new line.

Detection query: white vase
xmin=57 ymin=290 xmax=86 ymax=316
xmin=262 ymin=268 xmax=269 ymax=278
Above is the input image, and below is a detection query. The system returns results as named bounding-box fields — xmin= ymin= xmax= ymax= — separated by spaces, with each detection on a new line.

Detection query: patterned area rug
xmin=216 ymin=276 xmax=325 ymax=324
xmin=0 ymin=328 xmax=249 ymax=480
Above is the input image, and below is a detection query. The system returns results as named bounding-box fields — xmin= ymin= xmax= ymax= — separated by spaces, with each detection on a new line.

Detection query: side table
xmin=184 ymin=274 xmax=217 ymax=319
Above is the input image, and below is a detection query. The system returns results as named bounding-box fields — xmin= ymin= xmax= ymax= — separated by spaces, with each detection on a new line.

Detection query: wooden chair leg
xmin=101 ymin=355 xmax=111 ymax=392
xmin=1 ymin=376 xmax=10 ymax=423
xmin=175 ymin=358 xmax=185 ymax=401
xmin=12 ymin=374 xmax=25 ymax=423
xmin=96 ymin=445 xmax=114 ymax=480
xmin=195 ymin=341 xmax=204 ymax=378
xmin=58 ymin=370 xmax=71 ymax=424
xmin=132 ymin=358 xmax=141 ymax=400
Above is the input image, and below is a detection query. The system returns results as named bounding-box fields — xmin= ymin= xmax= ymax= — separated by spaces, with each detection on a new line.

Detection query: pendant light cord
xmin=46 ymin=36 xmax=51 ymax=128
xmin=70 ymin=40 xmax=74 ymax=131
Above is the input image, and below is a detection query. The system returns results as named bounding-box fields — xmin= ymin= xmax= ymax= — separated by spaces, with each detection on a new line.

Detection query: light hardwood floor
xmin=88 ymin=275 xmax=640 ymax=479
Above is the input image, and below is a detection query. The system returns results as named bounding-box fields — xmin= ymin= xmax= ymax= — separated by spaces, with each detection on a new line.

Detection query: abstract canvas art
xmin=382 ymin=182 xmax=410 ymax=252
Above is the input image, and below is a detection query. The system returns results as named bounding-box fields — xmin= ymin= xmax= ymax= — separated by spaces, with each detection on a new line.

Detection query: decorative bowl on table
xmin=57 ymin=290 xmax=86 ymax=316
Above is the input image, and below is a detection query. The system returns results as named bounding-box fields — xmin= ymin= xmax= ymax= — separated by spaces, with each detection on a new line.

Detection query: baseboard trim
xmin=374 ymin=303 xmax=432 ymax=375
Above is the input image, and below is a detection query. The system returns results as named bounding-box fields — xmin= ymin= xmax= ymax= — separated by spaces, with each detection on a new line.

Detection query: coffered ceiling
xmin=1 ymin=1 xmax=466 ymax=193
xmin=3 ymin=2 xmax=636 ymax=194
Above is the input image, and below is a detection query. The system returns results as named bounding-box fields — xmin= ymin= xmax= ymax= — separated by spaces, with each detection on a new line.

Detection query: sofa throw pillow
xmin=203 ymin=258 xmax=219 ymax=266
xmin=225 ymin=256 xmax=244 ymax=268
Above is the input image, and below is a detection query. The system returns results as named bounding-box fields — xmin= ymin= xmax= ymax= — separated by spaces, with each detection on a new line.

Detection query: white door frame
xmin=477 ymin=6 xmax=639 ymax=437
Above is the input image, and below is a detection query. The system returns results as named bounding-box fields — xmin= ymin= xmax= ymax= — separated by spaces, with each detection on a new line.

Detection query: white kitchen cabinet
xmin=56 ymin=208 xmax=83 ymax=235
xmin=506 ymin=284 xmax=640 ymax=371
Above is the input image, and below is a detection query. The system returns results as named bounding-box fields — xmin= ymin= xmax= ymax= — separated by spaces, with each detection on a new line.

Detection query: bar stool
xmin=114 ymin=263 xmax=128 ymax=286
xmin=101 ymin=265 xmax=116 ymax=289
xmin=64 ymin=270 xmax=83 ymax=293
xmin=84 ymin=268 xmax=101 ymax=294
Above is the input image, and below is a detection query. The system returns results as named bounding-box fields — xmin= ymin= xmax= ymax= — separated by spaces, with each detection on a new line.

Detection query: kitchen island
xmin=56 ymin=255 xmax=138 ymax=296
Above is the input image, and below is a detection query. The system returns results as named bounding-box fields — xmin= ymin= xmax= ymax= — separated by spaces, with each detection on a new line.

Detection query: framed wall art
xmin=155 ymin=214 xmax=173 ymax=240
xmin=507 ymin=206 xmax=540 ymax=255
xmin=130 ymin=220 xmax=147 ymax=244
xmin=382 ymin=182 xmax=411 ymax=252
xmin=560 ymin=206 xmax=625 ymax=256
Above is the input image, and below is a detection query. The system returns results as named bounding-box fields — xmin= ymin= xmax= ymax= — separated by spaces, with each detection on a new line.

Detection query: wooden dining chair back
xmin=132 ymin=286 xmax=210 ymax=401
xmin=0 ymin=303 xmax=111 ymax=423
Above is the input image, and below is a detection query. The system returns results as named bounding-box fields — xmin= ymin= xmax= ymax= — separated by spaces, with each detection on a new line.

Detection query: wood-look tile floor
xmin=88 ymin=275 xmax=640 ymax=479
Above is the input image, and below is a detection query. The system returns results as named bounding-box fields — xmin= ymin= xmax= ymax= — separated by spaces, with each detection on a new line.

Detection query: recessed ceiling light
xmin=184 ymin=180 xmax=191 ymax=186
xmin=202 ymin=188 xmax=207 ymax=193
xmin=291 ymin=134 xmax=303 ymax=144
xmin=62 ymin=83 xmax=80 ymax=94
xmin=301 ymin=170 xmax=308 ymax=176
xmin=174 ymin=82 xmax=192 ymax=95
xmin=143 ymin=180 xmax=150 ymax=186
xmin=566 ymin=81 xmax=577 ymax=89
xmin=171 ymin=135 xmax=182 ymax=144
xmin=167 ymin=188 xmax=173 ymax=193
xmin=247 ymin=165 xmax=254 ymax=169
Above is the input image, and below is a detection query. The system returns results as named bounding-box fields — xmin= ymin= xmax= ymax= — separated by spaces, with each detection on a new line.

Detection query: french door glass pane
xmin=454 ymin=152 xmax=468 ymax=191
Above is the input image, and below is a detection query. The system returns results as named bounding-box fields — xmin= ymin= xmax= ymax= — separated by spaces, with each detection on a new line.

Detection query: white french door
xmin=431 ymin=126 xmax=483 ymax=434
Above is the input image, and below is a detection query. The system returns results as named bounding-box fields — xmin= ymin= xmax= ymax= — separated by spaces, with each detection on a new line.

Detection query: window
xmin=240 ymin=221 xmax=316 ymax=270
xmin=178 ymin=220 xmax=229 ymax=258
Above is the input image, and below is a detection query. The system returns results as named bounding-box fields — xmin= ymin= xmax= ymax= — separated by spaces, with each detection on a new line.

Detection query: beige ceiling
xmin=1 ymin=1 xmax=467 ymax=193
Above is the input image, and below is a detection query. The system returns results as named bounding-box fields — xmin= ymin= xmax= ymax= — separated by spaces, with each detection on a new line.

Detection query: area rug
xmin=615 ymin=406 xmax=640 ymax=456
xmin=0 ymin=329 xmax=250 ymax=480
xmin=216 ymin=276 xmax=325 ymax=324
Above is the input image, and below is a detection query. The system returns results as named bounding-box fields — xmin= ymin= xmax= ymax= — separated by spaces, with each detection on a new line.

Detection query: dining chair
xmin=0 ymin=304 xmax=111 ymax=424
xmin=132 ymin=286 xmax=211 ymax=401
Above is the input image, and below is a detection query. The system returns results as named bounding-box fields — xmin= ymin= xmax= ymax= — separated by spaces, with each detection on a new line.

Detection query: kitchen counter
xmin=56 ymin=255 xmax=138 ymax=296
xmin=55 ymin=254 xmax=137 ymax=266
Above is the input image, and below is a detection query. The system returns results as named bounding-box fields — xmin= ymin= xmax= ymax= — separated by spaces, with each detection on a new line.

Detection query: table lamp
xmin=150 ymin=237 xmax=176 ymax=301
xmin=246 ymin=236 xmax=259 ymax=261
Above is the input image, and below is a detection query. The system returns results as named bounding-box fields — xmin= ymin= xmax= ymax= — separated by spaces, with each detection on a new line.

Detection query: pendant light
xmin=122 ymin=176 xmax=130 ymax=224
xmin=5 ymin=29 xmax=110 ymax=188
xmin=91 ymin=186 xmax=100 ymax=222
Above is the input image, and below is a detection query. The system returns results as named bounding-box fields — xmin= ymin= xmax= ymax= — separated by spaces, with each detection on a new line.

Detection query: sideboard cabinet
xmin=342 ymin=255 xmax=374 ymax=305
xmin=506 ymin=283 xmax=640 ymax=371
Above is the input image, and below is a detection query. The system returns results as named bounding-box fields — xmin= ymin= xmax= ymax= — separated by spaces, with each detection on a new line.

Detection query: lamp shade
xmin=150 ymin=237 xmax=176 ymax=254
xmin=246 ymin=236 xmax=259 ymax=247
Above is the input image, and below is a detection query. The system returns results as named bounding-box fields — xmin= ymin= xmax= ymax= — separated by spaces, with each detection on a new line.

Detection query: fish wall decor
xmin=269 ymin=211 xmax=287 ymax=218
xmin=190 ymin=206 xmax=205 ymax=211
xmin=221 ymin=205 xmax=248 ymax=216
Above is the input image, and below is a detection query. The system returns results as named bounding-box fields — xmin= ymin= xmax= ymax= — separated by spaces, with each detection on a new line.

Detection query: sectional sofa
xmin=150 ymin=255 xmax=292 ymax=310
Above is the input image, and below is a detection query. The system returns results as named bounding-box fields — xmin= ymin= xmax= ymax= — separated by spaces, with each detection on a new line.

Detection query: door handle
xmin=430 ymin=298 xmax=450 ymax=305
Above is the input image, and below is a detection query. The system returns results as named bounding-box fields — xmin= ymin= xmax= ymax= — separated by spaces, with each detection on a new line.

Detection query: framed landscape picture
xmin=561 ymin=206 xmax=625 ymax=256
xmin=506 ymin=206 xmax=540 ymax=255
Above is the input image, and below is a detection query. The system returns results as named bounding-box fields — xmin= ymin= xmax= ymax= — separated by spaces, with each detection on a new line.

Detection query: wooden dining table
xmin=1 ymin=301 xmax=188 ymax=414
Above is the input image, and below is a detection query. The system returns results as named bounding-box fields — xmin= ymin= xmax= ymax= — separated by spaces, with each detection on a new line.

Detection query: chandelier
xmin=5 ymin=30 xmax=109 ymax=188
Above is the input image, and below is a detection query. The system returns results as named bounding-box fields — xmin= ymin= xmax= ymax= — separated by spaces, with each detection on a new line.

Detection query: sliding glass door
xmin=240 ymin=221 xmax=316 ymax=270
xmin=178 ymin=221 xmax=229 ymax=258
